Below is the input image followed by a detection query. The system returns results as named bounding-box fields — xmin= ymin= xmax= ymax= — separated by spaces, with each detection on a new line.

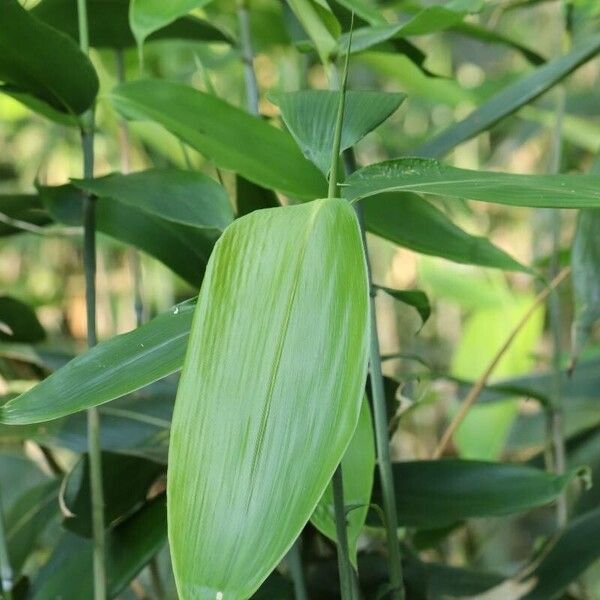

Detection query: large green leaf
xmin=30 ymin=496 xmax=167 ymax=600
xmin=570 ymin=209 xmax=600 ymax=369
xmin=311 ymin=399 xmax=375 ymax=565
xmin=371 ymin=460 xmax=585 ymax=528
xmin=0 ymin=0 xmax=98 ymax=116
xmin=416 ymin=33 xmax=600 ymax=157
xmin=72 ymin=169 xmax=233 ymax=231
xmin=363 ymin=192 xmax=528 ymax=272
xmin=41 ymin=184 xmax=216 ymax=286
xmin=111 ymin=80 xmax=327 ymax=200
xmin=31 ymin=0 xmax=231 ymax=49
xmin=0 ymin=296 xmax=45 ymax=343
xmin=269 ymin=90 xmax=405 ymax=174
xmin=129 ymin=0 xmax=214 ymax=47
xmin=168 ymin=198 xmax=369 ymax=598
xmin=0 ymin=300 xmax=194 ymax=424
xmin=344 ymin=158 xmax=600 ymax=208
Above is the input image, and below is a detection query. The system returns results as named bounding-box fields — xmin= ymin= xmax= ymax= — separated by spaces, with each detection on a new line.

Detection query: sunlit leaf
xmin=169 ymin=198 xmax=369 ymax=598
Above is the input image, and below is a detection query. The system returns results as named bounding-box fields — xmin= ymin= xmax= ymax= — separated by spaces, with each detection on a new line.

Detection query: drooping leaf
xmin=378 ymin=286 xmax=431 ymax=327
xmin=269 ymin=90 xmax=405 ymax=174
xmin=41 ymin=184 xmax=216 ymax=286
xmin=129 ymin=0 xmax=214 ymax=48
xmin=416 ymin=33 xmax=600 ymax=157
xmin=311 ymin=399 xmax=375 ymax=565
xmin=0 ymin=300 xmax=194 ymax=424
xmin=29 ymin=496 xmax=167 ymax=600
xmin=363 ymin=192 xmax=528 ymax=272
xmin=168 ymin=198 xmax=369 ymax=598
xmin=72 ymin=169 xmax=234 ymax=231
xmin=285 ymin=0 xmax=340 ymax=64
xmin=344 ymin=157 xmax=600 ymax=208
xmin=111 ymin=80 xmax=327 ymax=200
xmin=0 ymin=296 xmax=45 ymax=343
xmin=31 ymin=0 xmax=231 ymax=49
xmin=570 ymin=209 xmax=600 ymax=370
xmin=0 ymin=0 xmax=98 ymax=116
xmin=0 ymin=194 xmax=51 ymax=236
xmin=370 ymin=460 xmax=585 ymax=529
xmin=62 ymin=452 xmax=164 ymax=538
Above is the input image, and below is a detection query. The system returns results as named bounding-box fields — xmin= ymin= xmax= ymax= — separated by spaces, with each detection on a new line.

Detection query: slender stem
xmin=433 ymin=266 xmax=572 ymax=459
xmin=332 ymin=466 xmax=356 ymax=600
xmin=237 ymin=0 xmax=260 ymax=116
xmin=77 ymin=1 xmax=106 ymax=598
xmin=0 ymin=493 xmax=13 ymax=600
xmin=288 ymin=538 xmax=308 ymax=600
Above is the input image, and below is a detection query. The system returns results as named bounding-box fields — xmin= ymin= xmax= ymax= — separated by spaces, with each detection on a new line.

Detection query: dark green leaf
xmin=0 ymin=300 xmax=193 ymax=424
xmin=570 ymin=209 xmax=600 ymax=370
xmin=168 ymin=199 xmax=369 ymax=598
xmin=363 ymin=192 xmax=528 ymax=272
xmin=344 ymin=157 xmax=600 ymax=208
xmin=416 ymin=33 xmax=600 ymax=157
xmin=371 ymin=460 xmax=584 ymax=528
xmin=31 ymin=0 xmax=231 ymax=49
xmin=0 ymin=0 xmax=98 ymax=116
xmin=236 ymin=176 xmax=280 ymax=217
xmin=378 ymin=286 xmax=431 ymax=327
xmin=269 ymin=90 xmax=405 ymax=174
xmin=72 ymin=168 xmax=233 ymax=231
xmin=0 ymin=195 xmax=50 ymax=237
xmin=111 ymin=80 xmax=327 ymax=199
xmin=62 ymin=452 xmax=163 ymax=537
xmin=0 ymin=297 xmax=45 ymax=343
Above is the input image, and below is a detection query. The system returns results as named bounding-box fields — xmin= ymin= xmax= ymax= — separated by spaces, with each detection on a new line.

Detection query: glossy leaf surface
xmin=344 ymin=158 xmax=600 ymax=208
xmin=0 ymin=0 xmax=98 ymax=116
xmin=311 ymin=399 xmax=375 ymax=564
xmin=0 ymin=300 xmax=194 ymax=424
xmin=111 ymin=81 xmax=327 ymax=199
xmin=269 ymin=90 xmax=405 ymax=174
xmin=168 ymin=198 xmax=369 ymax=598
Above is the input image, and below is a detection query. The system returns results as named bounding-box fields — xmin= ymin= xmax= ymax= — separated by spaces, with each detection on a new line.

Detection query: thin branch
xmin=0 ymin=492 xmax=13 ymax=600
xmin=288 ymin=538 xmax=309 ymax=600
xmin=0 ymin=212 xmax=80 ymax=237
xmin=433 ymin=266 xmax=572 ymax=459
xmin=237 ymin=0 xmax=260 ymax=115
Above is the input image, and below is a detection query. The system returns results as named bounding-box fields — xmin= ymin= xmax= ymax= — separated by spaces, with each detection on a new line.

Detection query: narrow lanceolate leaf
xmin=363 ymin=192 xmax=528 ymax=272
xmin=269 ymin=90 xmax=405 ymax=174
xmin=416 ymin=33 xmax=600 ymax=157
xmin=0 ymin=300 xmax=194 ymax=424
xmin=0 ymin=297 xmax=45 ymax=343
xmin=311 ymin=399 xmax=375 ymax=565
xmin=72 ymin=169 xmax=233 ymax=231
xmin=378 ymin=286 xmax=431 ymax=327
xmin=32 ymin=0 xmax=231 ymax=49
xmin=129 ymin=0 xmax=214 ymax=47
xmin=344 ymin=158 xmax=600 ymax=208
xmin=570 ymin=210 xmax=600 ymax=370
xmin=111 ymin=81 xmax=327 ymax=200
xmin=168 ymin=198 xmax=369 ymax=599
xmin=371 ymin=460 xmax=586 ymax=529
xmin=0 ymin=0 xmax=98 ymax=116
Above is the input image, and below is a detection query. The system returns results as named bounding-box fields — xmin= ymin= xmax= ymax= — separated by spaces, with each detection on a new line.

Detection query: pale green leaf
xmin=168 ymin=198 xmax=369 ymax=598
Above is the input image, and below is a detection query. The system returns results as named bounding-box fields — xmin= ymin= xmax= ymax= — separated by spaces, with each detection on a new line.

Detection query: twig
xmin=433 ymin=266 xmax=572 ymax=459
xmin=237 ymin=0 xmax=260 ymax=115
xmin=0 ymin=212 xmax=79 ymax=237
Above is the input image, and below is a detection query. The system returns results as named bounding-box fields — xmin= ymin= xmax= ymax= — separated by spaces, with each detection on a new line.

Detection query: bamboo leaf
xmin=0 ymin=0 xmax=98 ymax=117
xmin=129 ymin=0 xmax=214 ymax=48
xmin=378 ymin=286 xmax=431 ymax=327
xmin=344 ymin=157 xmax=600 ymax=208
xmin=311 ymin=399 xmax=375 ymax=565
xmin=363 ymin=192 xmax=528 ymax=272
xmin=168 ymin=198 xmax=369 ymax=598
xmin=570 ymin=209 xmax=600 ymax=370
xmin=371 ymin=460 xmax=586 ymax=528
xmin=111 ymin=80 xmax=327 ymax=200
xmin=0 ymin=300 xmax=194 ymax=424
xmin=72 ymin=169 xmax=234 ymax=231
xmin=416 ymin=33 xmax=600 ymax=157
xmin=0 ymin=194 xmax=50 ymax=236
xmin=0 ymin=296 xmax=45 ymax=343
xmin=269 ymin=90 xmax=405 ymax=174
xmin=32 ymin=0 xmax=231 ymax=49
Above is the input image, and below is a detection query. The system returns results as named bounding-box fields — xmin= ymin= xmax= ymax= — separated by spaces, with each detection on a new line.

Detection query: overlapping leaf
xmin=168 ymin=198 xmax=369 ymax=598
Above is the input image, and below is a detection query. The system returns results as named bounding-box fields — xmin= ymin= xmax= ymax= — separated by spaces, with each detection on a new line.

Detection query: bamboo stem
xmin=76 ymin=1 xmax=106 ymax=598
xmin=288 ymin=538 xmax=308 ymax=600
xmin=433 ymin=266 xmax=572 ymax=460
xmin=237 ymin=0 xmax=260 ymax=115
xmin=332 ymin=466 xmax=356 ymax=600
xmin=0 ymin=493 xmax=13 ymax=600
